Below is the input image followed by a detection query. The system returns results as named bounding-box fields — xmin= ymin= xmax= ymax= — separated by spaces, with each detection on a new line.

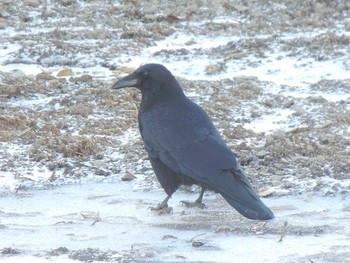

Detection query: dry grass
xmin=0 ymin=113 xmax=36 ymax=142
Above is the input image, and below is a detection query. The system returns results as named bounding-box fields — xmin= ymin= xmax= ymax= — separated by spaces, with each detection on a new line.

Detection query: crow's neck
xmin=140 ymin=83 xmax=185 ymax=112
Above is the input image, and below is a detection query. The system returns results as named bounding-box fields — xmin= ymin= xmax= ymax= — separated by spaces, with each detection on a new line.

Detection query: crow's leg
xmin=181 ymin=187 xmax=206 ymax=209
xmin=150 ymin=195 xmax=173 ymax=214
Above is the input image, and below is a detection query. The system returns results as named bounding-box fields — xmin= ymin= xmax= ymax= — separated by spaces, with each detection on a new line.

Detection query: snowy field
xmin=1 ymin=0 xmax=350 ymax=262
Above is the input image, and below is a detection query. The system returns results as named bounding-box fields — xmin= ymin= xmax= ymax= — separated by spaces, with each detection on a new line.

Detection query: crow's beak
xmin=111 ymin=72 xmax=139 ymax=89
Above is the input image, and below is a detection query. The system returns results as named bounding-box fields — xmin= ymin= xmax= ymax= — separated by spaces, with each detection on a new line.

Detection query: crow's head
xmin=112 ymin=64 xmax=184 ymax=102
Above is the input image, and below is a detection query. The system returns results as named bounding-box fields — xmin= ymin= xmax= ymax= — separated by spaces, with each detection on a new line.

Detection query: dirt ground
xmin=0 ymin=0 xmax=350 ymax=262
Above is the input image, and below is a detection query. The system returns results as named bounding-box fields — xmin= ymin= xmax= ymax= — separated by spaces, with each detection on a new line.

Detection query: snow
xmin=244 ymin=108 xmax=295 ymax=133
xmin=2 ymin=27 xmax=349 ymax=92
xmin=0 ymin=257 xmax=78 ymax=263
xmin=113 ymin=32 xmax=350 ymax=89
xmin=1 ymin=181 xmax=349 ymax=263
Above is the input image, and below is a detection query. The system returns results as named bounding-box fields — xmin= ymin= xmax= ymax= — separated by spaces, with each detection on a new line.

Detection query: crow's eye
xmin=139 ymin=70 xmax=149 ymax=78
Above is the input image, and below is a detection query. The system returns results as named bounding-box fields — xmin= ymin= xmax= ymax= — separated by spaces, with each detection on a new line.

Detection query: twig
xmin=17 ymin=128 xmax=33 ymax=137
xmin=278 ymin=221 xmax=288 ymax=242
xmin=190 ymin=233 xmax=206 ymax=242
xmin=73 ymin=162 xmax=111 ymax=176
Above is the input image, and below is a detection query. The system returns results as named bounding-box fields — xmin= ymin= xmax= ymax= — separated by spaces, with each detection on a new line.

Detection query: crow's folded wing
xmin=158 ymin=133 xmax=274 ymax=220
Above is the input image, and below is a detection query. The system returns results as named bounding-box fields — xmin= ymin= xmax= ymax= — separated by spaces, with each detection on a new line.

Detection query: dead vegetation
xmin=30 ymin=134 xmax=102 ymax=160
xmin=1 ymin=66 xmax=349 ymax=195
xmin=0 ymin=112 xmax=36 ymax=142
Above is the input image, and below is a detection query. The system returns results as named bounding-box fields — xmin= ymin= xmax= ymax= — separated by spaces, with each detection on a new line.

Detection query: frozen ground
xmin=1 ymin=180 xmax=350 ymax=263
xmin=1 ymin=0 xmax=350 ymax=262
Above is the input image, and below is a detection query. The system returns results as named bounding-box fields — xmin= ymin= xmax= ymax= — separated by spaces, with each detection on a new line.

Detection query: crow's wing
xmin=160 ymin=133 xmax=273 ymax=220
xmin=140 ymin=98 xmax=216 ymax=154
xmin=140 ymin=98 xmax=237 ymax=169
xmin=140 ymin=98 xmax=274 ymax=220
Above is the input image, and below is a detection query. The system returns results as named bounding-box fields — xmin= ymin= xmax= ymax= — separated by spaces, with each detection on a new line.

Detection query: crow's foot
xmin=180 ymin=200 xmax=206 ymax=209
xmin=149 ymin=195 xmax=172 ymax=214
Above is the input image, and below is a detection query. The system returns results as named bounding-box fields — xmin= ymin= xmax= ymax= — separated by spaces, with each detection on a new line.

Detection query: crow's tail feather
xmin=220 ymin=191 xmax=274 ymax=220
xmin=216 ymin=170 xmax=274 ymax=220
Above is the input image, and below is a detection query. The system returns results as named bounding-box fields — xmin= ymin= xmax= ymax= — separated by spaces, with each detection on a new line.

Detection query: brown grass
xmin=34 ymin=134 xmax=102 ymax=159
xmin=0 ymin=113 xmax=35 ymax=142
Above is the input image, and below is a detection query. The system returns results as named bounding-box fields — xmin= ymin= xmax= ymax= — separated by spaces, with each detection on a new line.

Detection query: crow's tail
xmin=217 ymin=170 xmax=274 ymax=220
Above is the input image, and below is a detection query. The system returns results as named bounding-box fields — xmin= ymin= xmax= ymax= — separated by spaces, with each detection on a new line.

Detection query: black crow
xmin=112 ymin=63 xmax=274 ymax=220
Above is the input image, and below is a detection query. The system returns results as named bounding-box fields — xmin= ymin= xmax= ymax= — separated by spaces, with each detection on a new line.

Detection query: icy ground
xmin=1 ymin=0 xmax=350 ymax=262
xmin=1 ymin=180 xmax=350 ymax=263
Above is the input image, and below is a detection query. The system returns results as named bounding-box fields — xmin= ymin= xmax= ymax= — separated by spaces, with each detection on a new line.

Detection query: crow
xmin=112 ymin=63 xmax=274 ymax=220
